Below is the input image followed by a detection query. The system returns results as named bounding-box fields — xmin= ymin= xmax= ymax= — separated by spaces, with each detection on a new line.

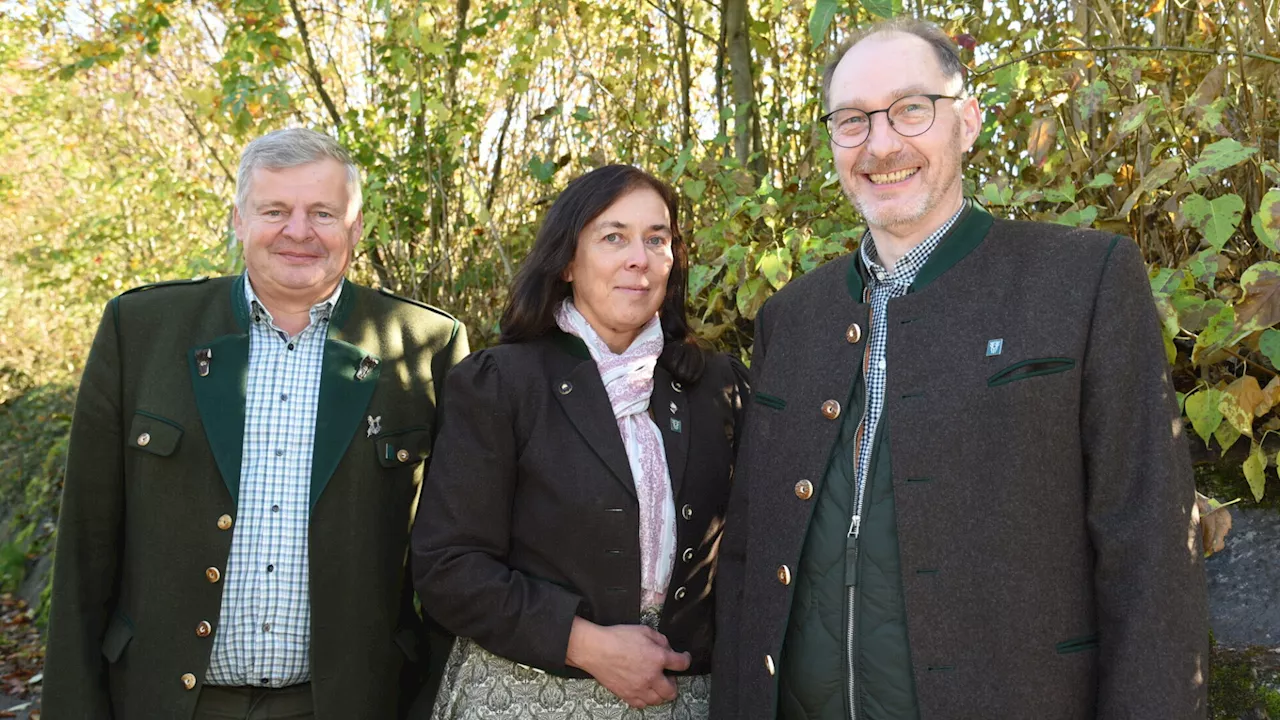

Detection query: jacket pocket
xmin=127 ymin=411 xmax=184 ymax=457
xmin=101 ymin=611 xmax=135 ymax=663
xmin=375 ymin=426 xmax=432 ymax=469
xmin=753 ymin=392 xmax=787 ymax=410
xmin=987 ymin=358 xmax=1077 ymax=387
xmin=1054 ymin=633 xmax=1099 ymax=654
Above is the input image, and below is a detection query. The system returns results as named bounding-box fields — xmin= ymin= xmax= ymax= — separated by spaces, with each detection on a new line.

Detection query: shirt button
xmin=266 ymin=564 xmax=274 ymax=573
xmin=280 ymin=393 xmax=288 ymax=401
xmin=262 ymin=623 xmax=271 ymax=632
xmin=878 ymin=359 xmax=886 ymax=371
xmin=271 ymin=504 xmax=280 ymax=513
xmin=274 ymin=449 xmax=283 ymax=457
xmin=287 ymin=343 xmax=295 ymax=351
xmin=261 ymin=677 xmax=270 ymax=685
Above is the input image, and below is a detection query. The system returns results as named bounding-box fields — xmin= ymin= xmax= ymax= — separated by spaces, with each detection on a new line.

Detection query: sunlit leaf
xmin=1182 ymin=192 xmax=1244 ymax=251
xmin=1243 ymin=442 xmax=1268 ymax=502
xmin=1186 ymin=138 xmax=1258 ymax=181
xmin=808 ymin=0 xmax=840 ymax=46
xmin=1185 ymin=388 xmax=1224 ymax=443
xmin=1251 ymin=188 xmax=1280 ymax=253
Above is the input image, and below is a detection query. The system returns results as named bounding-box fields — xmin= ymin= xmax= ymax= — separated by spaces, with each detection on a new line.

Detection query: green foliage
xmin=3 ymin=0 xmax=1280 ymax=635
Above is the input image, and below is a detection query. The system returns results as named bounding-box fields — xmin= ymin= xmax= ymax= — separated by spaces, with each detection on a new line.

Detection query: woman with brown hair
xmin=412 ymin=164 xmax=747 ymax=718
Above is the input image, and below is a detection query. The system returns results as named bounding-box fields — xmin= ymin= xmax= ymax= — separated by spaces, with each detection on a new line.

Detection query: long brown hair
xmin=499 ymin=164 xmax=705 ymax=383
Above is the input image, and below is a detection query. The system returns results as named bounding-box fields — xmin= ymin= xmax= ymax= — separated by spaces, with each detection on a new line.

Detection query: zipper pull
xmin=847 ymin=514 xmax=861 ymax=538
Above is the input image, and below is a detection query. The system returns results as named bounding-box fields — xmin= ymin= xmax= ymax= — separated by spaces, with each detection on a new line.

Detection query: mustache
xmin=854 ymin=153 xmax=923 ymax=175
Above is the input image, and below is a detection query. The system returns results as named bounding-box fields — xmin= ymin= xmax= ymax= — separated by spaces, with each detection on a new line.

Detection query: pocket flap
xmin=1055 ymin=632 xmax=1099 ymax=654
xmin=128 ymin=411 xmax=184 ymax=457
xmin=101 ymin=612 xmax=134 ymax=663
xmin=987 ymin=357 xmax=1077 ymax=387
xmin=375 ymin=426 xmax=432 ymax=469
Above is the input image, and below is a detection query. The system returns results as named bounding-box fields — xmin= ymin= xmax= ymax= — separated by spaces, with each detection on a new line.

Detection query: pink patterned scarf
xmin=555 ymin=299 xmax=676 ymax=609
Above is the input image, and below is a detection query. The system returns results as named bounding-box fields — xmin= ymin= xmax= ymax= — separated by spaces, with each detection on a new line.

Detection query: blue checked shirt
xmin=851 ymin=206 xmax=964 ymax=526
xmin=205 ymin=275 xmax=343 ymax=688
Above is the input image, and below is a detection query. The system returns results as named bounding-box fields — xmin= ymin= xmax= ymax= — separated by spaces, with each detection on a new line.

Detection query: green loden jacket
xmin=43 ymin=274 xmax=467 ymax=720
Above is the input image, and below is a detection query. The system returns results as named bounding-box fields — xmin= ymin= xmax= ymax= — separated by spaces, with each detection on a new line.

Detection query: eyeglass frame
xmin=819 ymin=94 xmax=962 ymax=149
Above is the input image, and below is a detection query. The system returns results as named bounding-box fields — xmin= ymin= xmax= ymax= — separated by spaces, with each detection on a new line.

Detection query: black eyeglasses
xmin=819 ymin=94 xmax=960 ymax=148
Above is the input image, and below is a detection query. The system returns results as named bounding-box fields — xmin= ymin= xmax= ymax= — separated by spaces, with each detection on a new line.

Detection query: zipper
xmin=846 ymin=303 xmax=875 ymax=720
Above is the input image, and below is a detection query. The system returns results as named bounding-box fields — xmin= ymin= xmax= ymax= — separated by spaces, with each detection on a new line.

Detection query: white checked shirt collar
xmin=243 ymin=274 xmax=344 ymax=339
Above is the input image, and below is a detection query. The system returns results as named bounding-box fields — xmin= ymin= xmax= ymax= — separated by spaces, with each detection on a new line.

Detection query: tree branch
xmin=287 ymin=0 xmax=343 ymax=130
xmin=974 ymin=45 xmax=1280 ymax=78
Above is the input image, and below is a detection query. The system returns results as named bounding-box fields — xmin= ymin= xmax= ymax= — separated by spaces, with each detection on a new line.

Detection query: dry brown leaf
xmin=1027 ymin=117 xmax=1057 ymax=167
xmin=1226 ymin=375 xmax=1270 ymax=417
xmin=1196 ymin=493 xmax=1234 ymax=556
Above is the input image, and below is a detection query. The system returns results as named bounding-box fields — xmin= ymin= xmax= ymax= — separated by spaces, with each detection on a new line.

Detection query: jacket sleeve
xmin=1082 ymin=239 xmax=1208 ymax=719
xmin=711 ymin=306 xmax=768 ymax=720
xmin=411 ymin=350 xmax=584 ymax=673
xmin=43 ymin=300 xmax=126 ymax=719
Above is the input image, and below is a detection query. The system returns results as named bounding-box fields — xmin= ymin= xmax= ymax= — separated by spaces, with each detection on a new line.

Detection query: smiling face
xmin=562 ymin=186 xmax=675 ymax=353
xmin=233 ymin=158 xmax=361 ymax=309
xmin=827 ymin=32 xmax=981 ymax=237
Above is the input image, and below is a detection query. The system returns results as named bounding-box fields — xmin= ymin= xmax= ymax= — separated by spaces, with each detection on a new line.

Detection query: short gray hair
xmin=822 ymin=18 xmax=967 ymax=110
xmin=235 ymin=128 xmax=362 ymax=216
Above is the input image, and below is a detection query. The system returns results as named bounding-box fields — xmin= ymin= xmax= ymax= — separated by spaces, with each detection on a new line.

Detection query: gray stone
xmin=1207 ymin=507 xmax=1280 ymax=649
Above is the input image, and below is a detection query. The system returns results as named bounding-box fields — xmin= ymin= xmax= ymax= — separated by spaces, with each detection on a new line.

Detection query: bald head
xmin=822 ymin=19 xmax=967 ymax=112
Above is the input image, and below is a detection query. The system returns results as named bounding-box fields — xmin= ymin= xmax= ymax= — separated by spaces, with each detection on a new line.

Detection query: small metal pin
xmin=669 ymin=401 xmax=678 ymax=414
xmin=196 ymin=348 xmax=213 ymax=377
xmin=670 ymin=418 xmax=682 ymax=433
xmin=367 ymin=415 xmax=382 ymax=437
xmin=986 ymin=338 xmax=1004 ymax=357
xmin=355 ymin=355 xmax=379 ymax=381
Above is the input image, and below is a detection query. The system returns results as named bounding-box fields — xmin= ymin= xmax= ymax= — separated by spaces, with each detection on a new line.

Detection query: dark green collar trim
xmin=910 ymin=201 xmax=993 ymax=292
xmin=234 ymin=273 xmax=355 ymax=331
xmin=550 ymin=329 xmax=591 ymax=361
xmin=844 ymin=201 xmax=994 ymax=300
xmin=231 ymin=273 xmax=251 ymax=331
xmin=328 ymin=279 xmax=354 ymax=330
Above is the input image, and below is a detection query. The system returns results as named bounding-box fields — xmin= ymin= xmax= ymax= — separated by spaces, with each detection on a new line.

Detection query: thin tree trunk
xmin=724 ymin=0 xmax=762 ymax=173
xmin=673 ymin=0 xmax=693 ymax=147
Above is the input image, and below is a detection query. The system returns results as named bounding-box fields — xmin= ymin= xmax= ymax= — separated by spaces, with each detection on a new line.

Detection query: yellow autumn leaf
xmin=1218 ymin=390 xmax=1254 ymax=438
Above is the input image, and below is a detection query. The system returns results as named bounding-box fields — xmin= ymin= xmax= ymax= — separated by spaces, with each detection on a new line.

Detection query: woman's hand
xmin=565 ymin=616 xmax=692 ymax=709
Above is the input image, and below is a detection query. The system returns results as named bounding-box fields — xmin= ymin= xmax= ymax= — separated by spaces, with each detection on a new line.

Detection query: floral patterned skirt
xmin=431 ymin=609 xmax=710 ymax=720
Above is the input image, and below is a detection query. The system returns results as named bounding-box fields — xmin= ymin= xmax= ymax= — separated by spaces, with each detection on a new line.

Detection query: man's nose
xmin=282 ymin=208 xmax=310 ymax=238
xmin=863 ymin=111 xmax=904 ymax=157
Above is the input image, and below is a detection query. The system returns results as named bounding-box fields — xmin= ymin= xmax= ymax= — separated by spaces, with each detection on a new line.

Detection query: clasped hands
xmin=565 ymin=616 xmax=692 ymax=709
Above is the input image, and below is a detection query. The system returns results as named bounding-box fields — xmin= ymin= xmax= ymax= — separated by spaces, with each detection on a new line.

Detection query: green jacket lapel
xmin=311 ymin=287 xmax=380 ymax=511
xmin=189 ymin=274 xmax=252 ymax=503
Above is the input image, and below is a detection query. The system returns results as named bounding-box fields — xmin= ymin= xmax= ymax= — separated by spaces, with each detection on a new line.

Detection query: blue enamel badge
xmin=670 ymin=418 xmax=683 ymax=433
xmin=986 ymin=338 xmax=1004 ymax=357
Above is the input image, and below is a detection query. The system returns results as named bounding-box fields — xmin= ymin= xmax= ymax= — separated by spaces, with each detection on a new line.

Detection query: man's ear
xmin=350 ymin=210 xmax=364 ymax=249
xmin=959 ymin=96 xmax=982 ymax=153
xmin=231 ymin=206 xmax=246 ymax=243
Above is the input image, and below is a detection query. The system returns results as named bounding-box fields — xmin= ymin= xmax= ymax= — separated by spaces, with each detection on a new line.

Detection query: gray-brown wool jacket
xmin=712 ymin=205 xmax=1208 ymax=720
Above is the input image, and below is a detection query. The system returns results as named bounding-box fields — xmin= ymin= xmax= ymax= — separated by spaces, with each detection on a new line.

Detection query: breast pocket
xmin=375 ymin=426 xmax=433 ymax=469
xmin=127 ymin=411 xmax=183 ymax=456
xmin=987 ymin=357 xmax=1077 ymax=387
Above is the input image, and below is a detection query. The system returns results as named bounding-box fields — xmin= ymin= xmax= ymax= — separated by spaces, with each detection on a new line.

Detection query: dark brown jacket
xmin=714 ymin=208 xmax=1207 ymax=719
xmin=412 ymin=332 xmax=747 ymax=676
xmin=43 ymin=275 xmax=467 ymax=720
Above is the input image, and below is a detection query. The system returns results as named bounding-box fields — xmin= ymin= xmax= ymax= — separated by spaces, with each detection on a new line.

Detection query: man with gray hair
xmin=44 ymin=128 xmax=468 ymax=718
xmin=713 ymin=17 xmax=1206 ymax=720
